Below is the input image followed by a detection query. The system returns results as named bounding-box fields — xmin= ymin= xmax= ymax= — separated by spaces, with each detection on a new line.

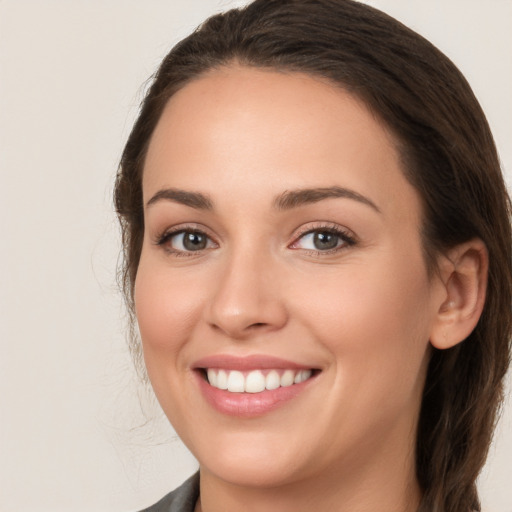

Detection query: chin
xmin=186 ymin=427 xmax=313 ymax=488
xmin=201 ymin=455 xmax=303 ymax=489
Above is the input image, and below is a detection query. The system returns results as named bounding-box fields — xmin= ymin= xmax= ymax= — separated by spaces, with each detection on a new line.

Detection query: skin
xmin=135 ymin=67 xmax=478 ymax=512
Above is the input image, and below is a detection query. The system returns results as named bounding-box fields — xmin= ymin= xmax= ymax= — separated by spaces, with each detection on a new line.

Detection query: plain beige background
xmin=0 ymin=1 xmax=510 ymax=511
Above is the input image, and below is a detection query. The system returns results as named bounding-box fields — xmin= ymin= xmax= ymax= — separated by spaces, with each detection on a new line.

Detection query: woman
xmin=115 ymin=1 xmax=512 ymax=511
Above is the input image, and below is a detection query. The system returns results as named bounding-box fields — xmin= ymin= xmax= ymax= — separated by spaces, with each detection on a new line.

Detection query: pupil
xmin=183 ymin=231 xmax=207 ymax=251
xmin=313 ymin=231 xmax=338 ymax=250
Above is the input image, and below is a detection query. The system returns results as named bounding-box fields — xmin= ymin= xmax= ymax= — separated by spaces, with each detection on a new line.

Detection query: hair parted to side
xmin=115 ymin=1 xmax=512 ymax=510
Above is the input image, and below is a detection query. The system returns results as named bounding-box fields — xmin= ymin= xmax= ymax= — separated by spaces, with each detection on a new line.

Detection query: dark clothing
xmin=139 ymin=473 xmax=199 ymax=512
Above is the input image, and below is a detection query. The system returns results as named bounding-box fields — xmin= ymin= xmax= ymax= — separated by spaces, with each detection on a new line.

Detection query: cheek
xmin=291 ymin=256 xmax=433 ymax=391
xmin=297 ymin=262 xmax=431 ymax=340
xmin=134 ymin=257 xmax=205 ymax=364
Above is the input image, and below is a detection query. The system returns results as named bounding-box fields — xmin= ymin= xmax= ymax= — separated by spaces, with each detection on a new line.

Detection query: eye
xmin=157 ymin=228 xmax=216 ymax=254
xmin=290 ymin=226 xmax=356 ymax=253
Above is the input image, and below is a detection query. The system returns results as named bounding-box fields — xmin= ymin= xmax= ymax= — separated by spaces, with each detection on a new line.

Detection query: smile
xmin=193 ymin=355 xmax=320 ymax=417
xmin=206 ymin=368 xmax=313 ymax=393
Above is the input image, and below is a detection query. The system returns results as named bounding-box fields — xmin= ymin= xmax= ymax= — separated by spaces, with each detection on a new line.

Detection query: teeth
xmin=294 ymin=369 xmax=312 ymax=384
xmin=207 ymin=369 xmax=217 ymax=387
xmin=265 ymin=370 xmax=280 ymax=390
xmin=280 ymin=369 xmax=295 ymax=387
xmin=227 ymin=370 xmax=245 ymax=392
xmin=217 ymin=369 xmax=228 ymax=390
xmin=245 ymin=370 xmax=266 ymax=393
xmin=206 ymin=368 xmax=313 ymax=393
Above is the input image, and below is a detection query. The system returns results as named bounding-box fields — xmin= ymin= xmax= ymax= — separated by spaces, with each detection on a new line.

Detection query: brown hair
xmin=115 ymin=1 xmax=512 ymax=510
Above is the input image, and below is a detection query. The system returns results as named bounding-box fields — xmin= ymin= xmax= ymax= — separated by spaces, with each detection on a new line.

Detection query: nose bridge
xmin=207 ymin=241 xmax=287 ymax=338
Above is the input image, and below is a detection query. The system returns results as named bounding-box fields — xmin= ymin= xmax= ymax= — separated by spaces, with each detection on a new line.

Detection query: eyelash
xmin=289 ymin=223 xmax=357 ymax=256
xmin=154 ymin=224 xmax=217 ymax=257
xmin=154 ymin=222 xmax=357 ymax=257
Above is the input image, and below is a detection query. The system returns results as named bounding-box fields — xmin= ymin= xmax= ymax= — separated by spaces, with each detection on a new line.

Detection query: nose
xmin=206 ymin=250 xmax=288 ymax=339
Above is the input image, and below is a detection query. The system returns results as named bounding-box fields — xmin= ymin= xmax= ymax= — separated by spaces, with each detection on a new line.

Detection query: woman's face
xmin=135 ymin=67 xmax=446 ymax=488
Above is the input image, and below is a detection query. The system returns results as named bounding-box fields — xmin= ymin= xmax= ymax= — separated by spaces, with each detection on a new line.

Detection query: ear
xmin=429 ymin=239 xmax=488 ymax=350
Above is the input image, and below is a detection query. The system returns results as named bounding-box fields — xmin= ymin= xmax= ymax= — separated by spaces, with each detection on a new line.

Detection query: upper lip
xmin=193 ymin=354 xmax=316 ymax=371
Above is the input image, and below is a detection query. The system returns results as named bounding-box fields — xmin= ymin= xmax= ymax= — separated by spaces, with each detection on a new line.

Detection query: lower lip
xmin=195 ymin=371 xmax=316 ymax=417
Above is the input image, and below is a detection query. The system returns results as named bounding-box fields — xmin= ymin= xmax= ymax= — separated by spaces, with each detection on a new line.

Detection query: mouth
xmin=192 ymin=355 xmax=321 ymax=417
xmin=201 ymin=368 xmax=315 ymax=393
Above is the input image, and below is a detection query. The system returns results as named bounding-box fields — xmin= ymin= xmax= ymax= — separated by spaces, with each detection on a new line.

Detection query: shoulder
xmin=138 ymin=472 xmax=200 ymax=512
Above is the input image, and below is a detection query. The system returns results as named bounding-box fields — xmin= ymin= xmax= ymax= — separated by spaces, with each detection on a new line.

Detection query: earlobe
xmin=430 ymin=239 xmax=488 ymax=350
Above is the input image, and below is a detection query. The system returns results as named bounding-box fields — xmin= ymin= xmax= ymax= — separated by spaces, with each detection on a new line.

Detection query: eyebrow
xmin=146 ymin=185 xmax=380 ymax=213
xmin=146 ymin=188 xmax=213 ymax=210
xmin=273 ymin=186 xmax=381 ymax=213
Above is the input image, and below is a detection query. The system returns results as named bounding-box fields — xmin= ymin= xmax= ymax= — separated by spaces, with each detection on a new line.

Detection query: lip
xmin=192 ymin=354 xmax=319 ymax=417
xmin=193 ymin=354 xmax=313 ymax=371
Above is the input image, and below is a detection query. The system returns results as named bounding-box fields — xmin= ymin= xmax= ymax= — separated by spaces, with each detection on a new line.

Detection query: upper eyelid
xmin=154 ymin=223 xmax=216 ymax=241
xmin=291 ymin=222 xmax=356 ymax=240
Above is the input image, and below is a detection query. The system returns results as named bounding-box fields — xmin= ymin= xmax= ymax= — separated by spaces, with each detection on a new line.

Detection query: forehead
xmin=143 ymin=66 xmax=420 ymax=225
